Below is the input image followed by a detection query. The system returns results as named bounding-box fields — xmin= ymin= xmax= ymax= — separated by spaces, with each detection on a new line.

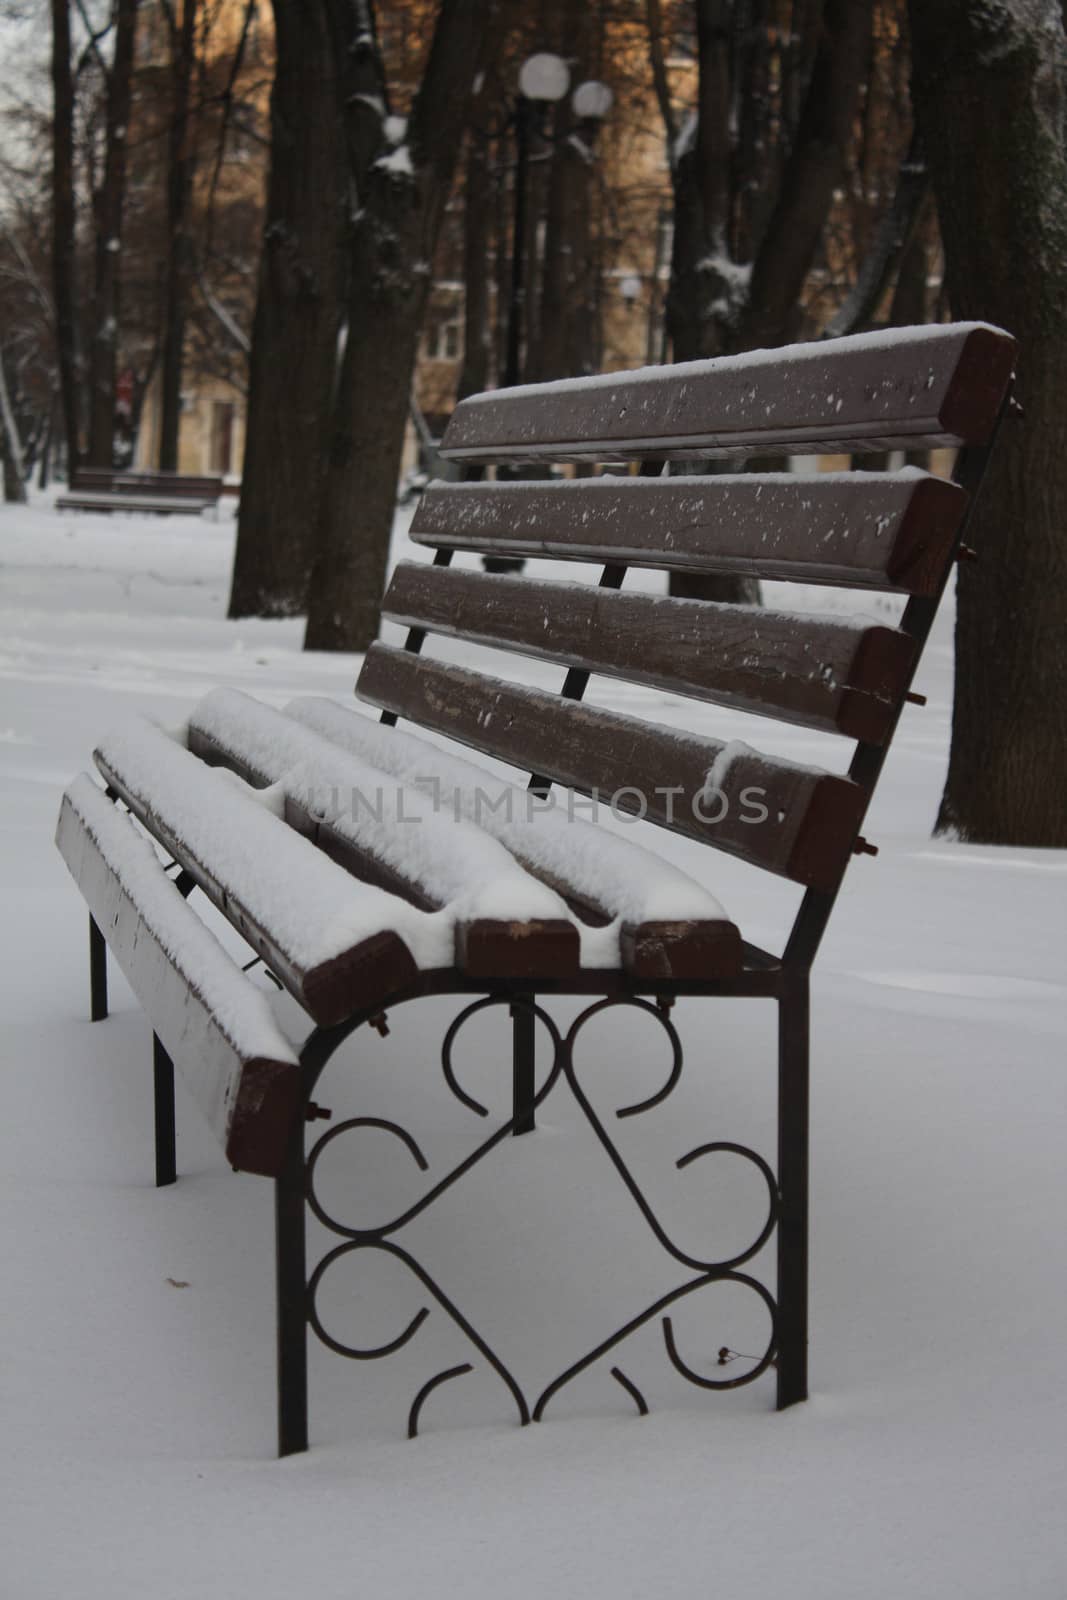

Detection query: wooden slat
xmin=439 ymin=323 xmax=1016 ymax=463
xmin=356 ymin=644 xmax=866 ymax=891
xmin=383 ymin=562 xmax=917 ymax=744
xmin=184 ymin=716 xmax=582 ymax=983
xmin=411 ymin=471 xmax=967 ymax=596
xmin=56 ymin=779 xmax=301 ymax=1177
xmin=94 ymin=725 xmax=420 ymax=1028
xmin=194 ymin=722 xmax=738 ymax=984
xmin=280 ymin=694 xmax=747 ymax=983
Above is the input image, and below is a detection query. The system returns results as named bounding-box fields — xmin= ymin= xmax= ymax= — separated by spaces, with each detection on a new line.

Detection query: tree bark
xmin=0 ymin=340 xmax=27 ymax=502
xmin=824 ymin=129 xmax=929 ymax=340
xmin=455 ymin=126 xmax=491 ymax=403
xmin=158 ymin=0 xmax=197 ymax=472
xmin=737 ymin=0 xmax=873 ymax=351
xmin=50 ymin=0 xmax=80 ymax=476
xmin=534 ymin=7 xmax=598 ymax=382
xmin=227 ymin=0 xmax=346 ymax=617
xmin=304 ymin=0 xmax=510 ymax=653
xmin=87 ymin=0 xmax=138 ymax=469
xmin=910 ymin=0 xmax=1067 ymax=845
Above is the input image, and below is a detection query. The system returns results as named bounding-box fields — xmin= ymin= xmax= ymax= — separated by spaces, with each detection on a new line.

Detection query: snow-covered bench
xmin=56 ymin=322 xmax=1017 ymax=1454
xmin=57 ymin=467 xmax=223 ymax=516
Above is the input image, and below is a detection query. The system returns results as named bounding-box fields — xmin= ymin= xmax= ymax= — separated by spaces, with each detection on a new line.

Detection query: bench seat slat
xmin=183 ymin=695 xmax=581 ymax=982
xmin=56 ymin=493 xmax=217 ymax=514
xmin=190 ymin=689 xmax=744 ymax=981
xmin=355 ymin=645 xmax=866 ymax=892
xmin=94 ymin=719 xmax=428 ymax=1026
xmin=383 ymin=562 xmax=917 ymax=744
xmin=56 ymin=776 xmax=300 ymax=1176
xmin=439 ymin=323 xmax=1016 ymax=463
xmin=411 ymin=471 xmax=967 ymax=596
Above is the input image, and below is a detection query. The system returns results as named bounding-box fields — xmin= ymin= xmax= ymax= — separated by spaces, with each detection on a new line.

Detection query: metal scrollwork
xmin=531 ymin=997 xmax=780 ymax=1417
xmin=301 ymin=993 xmax=779 ymax=1435
xmin=303 ymin=998 xmax=563 ymax=1434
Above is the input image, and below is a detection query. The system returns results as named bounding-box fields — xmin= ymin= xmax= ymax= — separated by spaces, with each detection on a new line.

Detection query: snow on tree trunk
xmin=910 ymin=0 xmax=1067 ymax=845
xmin=227 ymin=0 xmax=346 ymax=619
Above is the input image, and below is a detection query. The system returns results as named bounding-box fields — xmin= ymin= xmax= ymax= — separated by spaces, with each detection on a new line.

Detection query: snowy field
xmin=2 ymin=492 xmax=1065 ymax=1598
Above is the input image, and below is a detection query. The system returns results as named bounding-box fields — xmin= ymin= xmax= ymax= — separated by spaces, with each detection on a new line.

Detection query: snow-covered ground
xmin=2 ymin=492 xmax=1064 ymax=1599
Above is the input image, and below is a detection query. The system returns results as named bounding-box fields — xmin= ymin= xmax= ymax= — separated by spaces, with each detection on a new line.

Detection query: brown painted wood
xmin=620 ymin=920 xmax=743 ymax=982
xmin=439 ymin=323 xmax=1016 ymax=462
xmin=383 ymin=562 xmax=917 ymax=743
xmin=411 ymin=471 xmax=967 ymax=596
xmin=457 ymin=919 xmax=582 ymax=980
xmin=94 ymin=749 xmax=419 ymax=1028
xmin=356 ymin=644 xmax=866 ymax=891
xmin=71 ymin=467 xmax=223 ymax=496
xmin=56 ymin=785 xmax=301 ymax=1177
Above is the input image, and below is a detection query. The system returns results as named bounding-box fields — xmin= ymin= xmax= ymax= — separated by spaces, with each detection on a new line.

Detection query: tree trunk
xmin=736 ymin=0 xmax=873 ymax=351
xmin=0 ymin=341 xmax=27 ymax=502
xmin=50 ymin=0 xmax=80 ymax=477
xmin=227 ymin=0 xmax=346 ymax=618
xmin=910 ymin=0 xmax=1067 ymax=846
xmin=87 ymin=0 xmax=138 ymax=469
xmin=456 ymin=126 xmax=491 ymax=403
xmin=304 ymin=0 xmax=510 ymax=653
xmin=158 ymin=0 xmax=197 ymax=472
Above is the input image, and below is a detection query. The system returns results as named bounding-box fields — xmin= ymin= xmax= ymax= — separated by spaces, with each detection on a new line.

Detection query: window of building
xmin=424 ymin=302 xmax=464 ymax=362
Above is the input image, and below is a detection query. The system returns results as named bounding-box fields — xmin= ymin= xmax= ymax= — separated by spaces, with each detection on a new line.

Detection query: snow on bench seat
xmin=181 ymin=693 xmax=581 ymax=980
xmin=278 ymin=694 xmax=743 ymax=980
xmin=56 ymin=775 xmax=300 ymax=1176
xmin=96 ymin=716 xmax=580 ymax=1009
xmin=94 ymin=718 xmax=441 ymax=1024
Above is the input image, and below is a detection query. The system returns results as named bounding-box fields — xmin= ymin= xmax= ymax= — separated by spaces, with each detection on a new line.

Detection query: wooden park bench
xmin=56 ymin=466 xmax=223 ymax=516
xmin=56 ymin=321 xmax=1016 ymax=1455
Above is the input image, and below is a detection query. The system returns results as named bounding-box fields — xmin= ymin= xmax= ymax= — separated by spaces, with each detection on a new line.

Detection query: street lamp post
xmin=503 ymin=54 xmax=570 ymax=388
xmin=503 ymin=54 xmax=614 ymax=390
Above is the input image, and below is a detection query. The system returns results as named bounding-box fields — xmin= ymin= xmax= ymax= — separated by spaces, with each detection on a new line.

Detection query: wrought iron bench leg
xmin=276 ymin=1118 xmax=309 ymax=1456
xmin=512 ymin=997 xmax=536 ymax=1135
xmin=89 ymin=914 xmax=108 ymax=1021
xmin=152 ymin=1035 xmax=177 ymax=1188
xmin=776 ymin=976 xmax=810 ymax=1409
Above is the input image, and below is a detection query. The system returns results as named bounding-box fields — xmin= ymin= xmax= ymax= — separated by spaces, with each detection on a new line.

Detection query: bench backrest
xmin=71 ymin=467 xmax=223 ymax=497
xmin=357 ymin=322 xmax=1016 ymax=969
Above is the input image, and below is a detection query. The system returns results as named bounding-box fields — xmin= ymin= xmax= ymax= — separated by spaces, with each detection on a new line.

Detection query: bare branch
xmin=824 ymin=130 xmax=929 ymax=338
xmin=72 ymin=0 xmax=112 ymax=77
xmin=645 ymin=0 xmax=677 ymax=152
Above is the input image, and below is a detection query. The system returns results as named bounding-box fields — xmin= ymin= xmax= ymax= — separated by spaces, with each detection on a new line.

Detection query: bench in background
xmin=56 ymin=467 xmax=223 ymax=516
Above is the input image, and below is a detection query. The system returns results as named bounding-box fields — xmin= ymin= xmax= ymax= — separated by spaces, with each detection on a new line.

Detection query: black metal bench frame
xmin=80 ymin=325 xmax=1016 ymax=1454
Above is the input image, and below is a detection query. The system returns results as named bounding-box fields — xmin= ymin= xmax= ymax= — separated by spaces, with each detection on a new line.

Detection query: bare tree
xmin=910 ymin=0 xmax=1067 ymax=845
xmin=303 ymin=0 xmax=512 ymax=652
xmin=87 ymin=0 xmax=139 ymax=468
xmin=51 ymin=0 xmax=80 ymax=472
xmin=227 ymin=0 xmax=346 ymax=617
xmin=158 ymin=0 xmax=198 ymax=471
xmin=0 ymin=332 xmax=27 ymax=500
